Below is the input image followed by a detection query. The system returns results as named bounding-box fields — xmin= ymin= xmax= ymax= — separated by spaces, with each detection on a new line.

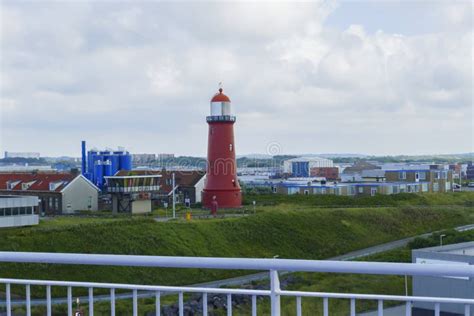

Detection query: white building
xmin=283 ymin=157 xmax=334 ymax=177
xmin=0 ymin=195 xmax=39 ymax=228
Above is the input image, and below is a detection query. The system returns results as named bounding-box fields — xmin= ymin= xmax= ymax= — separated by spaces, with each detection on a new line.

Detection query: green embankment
xmin=0 ymin=193 xmax=472 ymax=299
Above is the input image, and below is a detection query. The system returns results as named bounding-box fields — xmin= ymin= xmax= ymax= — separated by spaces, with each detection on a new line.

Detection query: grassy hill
xmin=0 ymin=193 xmax=473 ymax=298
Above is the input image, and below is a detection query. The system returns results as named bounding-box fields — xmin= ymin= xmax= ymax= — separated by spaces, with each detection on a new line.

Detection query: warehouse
xmin=283 ymin=157 xmax=334 ymax=177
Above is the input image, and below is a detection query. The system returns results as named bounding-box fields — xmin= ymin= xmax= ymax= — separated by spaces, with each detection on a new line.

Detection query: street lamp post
xmin=440 ymin=234 xmax=446 ymax=246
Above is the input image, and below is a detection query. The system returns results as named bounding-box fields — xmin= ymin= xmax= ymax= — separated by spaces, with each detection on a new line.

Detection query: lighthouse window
xmin=229 ymin=144 xmax=233 ymax=151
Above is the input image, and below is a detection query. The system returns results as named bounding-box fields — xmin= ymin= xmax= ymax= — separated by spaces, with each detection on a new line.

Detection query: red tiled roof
xmin=0 ymin=172 xmax=77 ymax=192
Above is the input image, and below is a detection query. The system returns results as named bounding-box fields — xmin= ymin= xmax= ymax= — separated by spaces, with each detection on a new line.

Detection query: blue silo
xmin=103 ymin=160 xmax=113 ymax=177
xmin=110 ymin=155 xmax=120 ymax=175
xmin=88 ymin=150 xmax=98 ymax=177
xmin=94 ymin=160 xmax=104 ymax=188
xmin=119 ymin=153 xmax=132 ymax=171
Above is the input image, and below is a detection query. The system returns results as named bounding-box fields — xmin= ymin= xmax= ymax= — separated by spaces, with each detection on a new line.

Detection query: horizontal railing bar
xmin=280 ymin=290 xmax=474 ymax=305
xmin=0 ymin=252 xmax=473 ymax=277
xmin=0 ymin=278 xmax=269 ymax=296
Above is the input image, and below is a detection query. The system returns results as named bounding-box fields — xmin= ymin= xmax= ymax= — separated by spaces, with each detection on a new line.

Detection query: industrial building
xmin=132 ymin=154 xmax=156 ymax=164
xmin=309 ymin=167 xmax=339 ymax=180
xmin=105 ymin=172 xmax=161 ymax=214
xmin=106 ymin=169 xmax=206 ymax=212
xmin=412 ymin=242 xmax=474 ymax=316
xmin=0 ymin=195 xmax=39 ymax=228
xmin=283 ymin=157 xmax=334 ymax=177
xmin=0 ymin=172 xmax=99 ymax=214
xmin=81 ymin=141 xmax=132 ymax=190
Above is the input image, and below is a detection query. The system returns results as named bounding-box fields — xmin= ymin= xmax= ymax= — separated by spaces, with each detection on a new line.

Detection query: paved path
xmin=4 ymin=223 xmax=474 ymax=307
xmin=358 ymin=304 xmax=406 ymax=316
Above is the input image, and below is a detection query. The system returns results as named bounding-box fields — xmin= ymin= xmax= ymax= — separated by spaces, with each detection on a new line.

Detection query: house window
xmin=433 ymin=183 xmax=439 ymax=192
xmin=358 ymin=187 xmax=364 ymax=193
xmin=399 ymin=172 xmax=406 ymax=180
xmin=371 ymin=188 xmax=377 ymax=196
xmin=399 ymin=184 xmax=406 ymax=193
xmin=393 ymin=186 xmax=399 ymax=194
xmin=349 ymin=186 xmax=355 ymax=195
xmin=418 ymin=172 xmax=426 ymax=180
xmin=441 ymin=171 xmax=447 ymax=179
xmin=304 ymin=190 xmax=309 ymax=195
xmin=321 ymin=188 xmax=326 ymax=194
xmin=272 ymin=186 xmax=277 ymax=193
xmin=48 ymin=198 xmax=53 ymax=209
xmin=422 ymin=183 xmax=428 ymax=192
xmin=435 ymin=172 xmax=440 ymax=180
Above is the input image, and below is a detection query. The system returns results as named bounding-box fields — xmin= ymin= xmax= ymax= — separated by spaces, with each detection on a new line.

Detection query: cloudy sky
xmin=1 ymin=1 xmax=472 ymax=157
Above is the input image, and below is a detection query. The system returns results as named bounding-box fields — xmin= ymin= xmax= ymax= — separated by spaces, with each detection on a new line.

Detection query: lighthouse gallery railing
xmin=0 ymin=252 xmax=473 ymax=316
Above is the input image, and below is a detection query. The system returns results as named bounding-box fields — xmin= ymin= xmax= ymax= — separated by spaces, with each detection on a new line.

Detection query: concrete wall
xmin=0 ymin=214 xmax=39 ymax=228
xmin=194 ymin=176 xmax=206 ymax=203
xmin=61 ymin=176 xmax=99 ymax=213
xmin=131 ymin=200 xmax=151 ymax=214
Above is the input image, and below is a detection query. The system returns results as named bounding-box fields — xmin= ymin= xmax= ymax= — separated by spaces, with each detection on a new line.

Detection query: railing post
xmin=67 ymin=286 xmax=72 ymax=316
xmin=202 ymin=293 xmax=208 ymax=316
xmin=323 ymin=297 xmax=329 ymax=316
xmin=405 ymin=301 xmax=411 ymax=316
xmin=252 ymin=295 xmax=257 ymax=316
xmin=156 ymin=291 xmax=161 ymax=316
xmin=350 ymin=298 xmax=356 ymax=316
xmin=465 ymin=304 xmax=471 ymax=316
xmin=296 ymin=296 xmax=302 ymax=316
xmin=89 ymin=287 xmax=94 ymax=316
xmin=227 ymin=293 xmax=232 ymax=316
xmin=26 ymin=284 xmax=31 ymax=316
xmin=111 ymin=288 xmax=115 ymax=316
xmin=435 ymin=303 xmax=440 ymax=316
xmin=179 ymin=292 xmax=184 ymax=316
xmin=377 ymin=300 xmax=383 ymax=316
xmin=46 ymin=285 xmax=52 ymax=316
xmin=133 ymin=289 xmax=138 ymax=316
xmin=270 ymin=270 xmax=281 ymax=316
xmin=6 ymin=283 xmax=11 ymax=316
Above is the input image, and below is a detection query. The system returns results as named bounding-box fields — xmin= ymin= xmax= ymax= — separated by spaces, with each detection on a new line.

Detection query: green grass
xmin=244 ymin=192 xmax=474 ymax=208
xmin=0 ymin=192 xmax=473 ymax=314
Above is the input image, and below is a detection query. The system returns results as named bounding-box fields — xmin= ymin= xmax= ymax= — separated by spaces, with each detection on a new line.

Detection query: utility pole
xmin=440 ymin=234 xmax=446 ymax=246
xmin=172 ymin=172 xmax=176 ymax=219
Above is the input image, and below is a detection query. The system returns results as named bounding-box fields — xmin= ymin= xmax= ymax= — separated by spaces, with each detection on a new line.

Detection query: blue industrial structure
xmin=81 ymin=141 xmax=132 ymax=190
xmin=292 ymin=161 xmax=310 ymax=177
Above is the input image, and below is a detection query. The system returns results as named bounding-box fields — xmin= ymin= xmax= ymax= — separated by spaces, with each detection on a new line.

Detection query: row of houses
xmin=245 ymin=169 xmax=454 ymax=196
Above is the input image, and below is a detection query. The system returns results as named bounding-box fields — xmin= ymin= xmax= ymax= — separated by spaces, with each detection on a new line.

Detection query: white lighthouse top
xmin=210 ymin=87 xmax=232 ymax=116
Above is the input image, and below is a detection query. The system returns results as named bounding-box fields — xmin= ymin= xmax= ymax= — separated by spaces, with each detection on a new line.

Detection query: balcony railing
xmin=206 ymin=115 xmax=236 ymax=122
xmin=0 ymin=252 xmax=473 ymax=316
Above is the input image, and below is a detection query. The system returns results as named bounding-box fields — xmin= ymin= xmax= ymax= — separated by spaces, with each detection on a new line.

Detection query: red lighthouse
xmin=202 ymin=87 xmax=242 ymax=208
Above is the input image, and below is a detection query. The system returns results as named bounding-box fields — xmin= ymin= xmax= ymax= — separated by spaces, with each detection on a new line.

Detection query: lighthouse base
xmin=202 ymin=189 xmax=242 ymax=209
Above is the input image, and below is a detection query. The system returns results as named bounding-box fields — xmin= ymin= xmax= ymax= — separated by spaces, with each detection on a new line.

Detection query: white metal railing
xmin=0 ymin=252 xmax=473 ymax=316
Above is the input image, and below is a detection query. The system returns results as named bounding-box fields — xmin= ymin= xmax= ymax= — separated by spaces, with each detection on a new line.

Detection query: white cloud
xmin=0 ymin=1 xmax=472 ymax=156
